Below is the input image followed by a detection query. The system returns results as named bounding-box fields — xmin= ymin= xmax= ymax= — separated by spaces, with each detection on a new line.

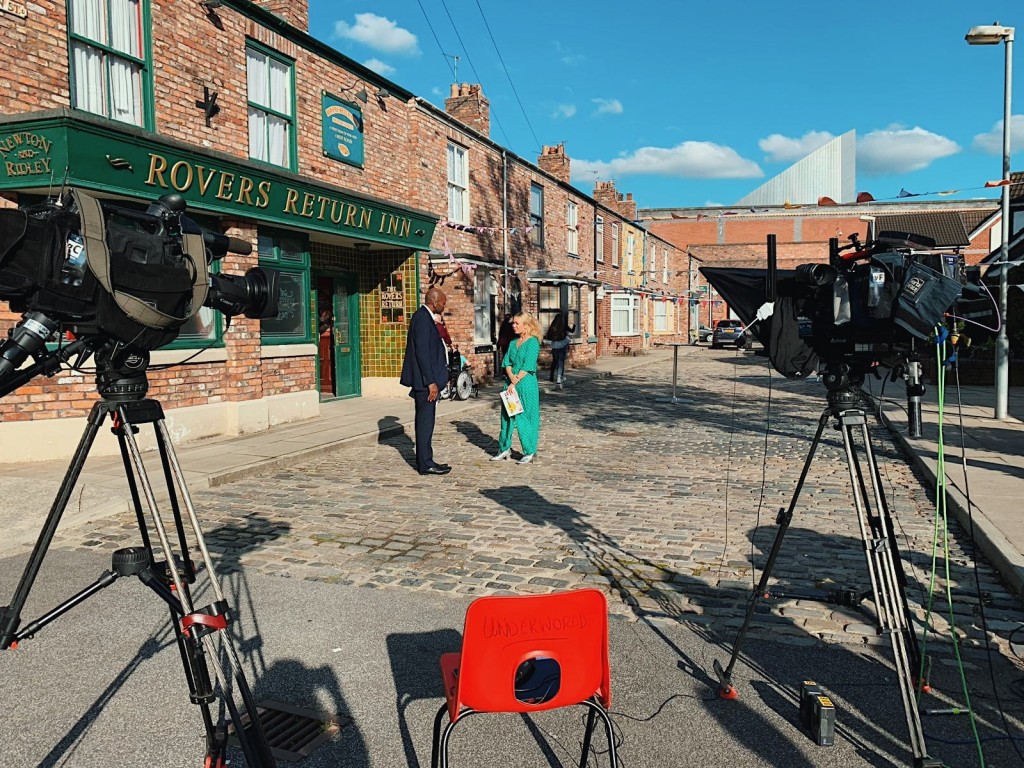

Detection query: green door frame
xmin=315 ymin=271 xmax=361 ymax=400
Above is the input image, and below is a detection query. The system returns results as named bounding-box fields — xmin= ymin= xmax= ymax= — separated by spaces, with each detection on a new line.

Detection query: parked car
xmin=693 ymin=324 xmax=713 ymax=344
xmin=711 ymin=319 xmax=747 ymax=349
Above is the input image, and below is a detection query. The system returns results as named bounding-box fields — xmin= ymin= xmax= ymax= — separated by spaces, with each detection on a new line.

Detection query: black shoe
xmin=419 ymin=466 xmax=451 ymax=475
xmin=432 ymin=463 xmax=451 ymax=471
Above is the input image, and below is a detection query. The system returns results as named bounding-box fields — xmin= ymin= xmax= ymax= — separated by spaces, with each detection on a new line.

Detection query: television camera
xmin=0 ymin=188 xmax=280 ymax=394
xmin=0 ymin=189 xmax=282 ymax=766
xmin=704 ymin=233 xmax=991 ymax=768
xmin=702 ymin=231 xmax=990 ymax=435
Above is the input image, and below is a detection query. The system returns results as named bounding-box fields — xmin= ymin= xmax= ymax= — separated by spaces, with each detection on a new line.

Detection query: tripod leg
xmin=840 ymin=413 xmax=932 ymax=764
xmin=115 ymin=407 xmax=276 ymax=767
xmin=1 ymin=402 xmax=110 ymax=649
xmin=714 ymin=407 xmax=831 ymax=698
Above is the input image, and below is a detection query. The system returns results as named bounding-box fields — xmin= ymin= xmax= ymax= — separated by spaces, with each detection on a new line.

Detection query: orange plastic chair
xmin=430 ymin=588 xmax=617 ymax=767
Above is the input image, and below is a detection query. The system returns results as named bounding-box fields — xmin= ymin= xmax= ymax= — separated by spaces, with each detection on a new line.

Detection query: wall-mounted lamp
xmin=199 ymin=0 xmax=223 ymax=11
xmin=376 ymin=87 xmax=392 ymax=100
xmin=352 ymin=241 xmax=371 ymax=252
xmin=353 ymin=88 xmax=369 ymax=104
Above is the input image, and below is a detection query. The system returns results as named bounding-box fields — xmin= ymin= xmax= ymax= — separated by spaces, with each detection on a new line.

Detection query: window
xmin=610 ymin=294 xmax=639 ymax=335
xmin=447 ymin=143 xmax=469 ymax=224
xmin=587 ymin=287 xmax=596 ymax=337
xmin=537 ymin=284 xmax=581 ymax=339
xmin=663 ymin=248 xmax=669 ymax=284
xmin=69 ymin=0 xmax=147 ymax=127
xmin=566 ymin=201 xmax=578 ymax=256
xmin=611 ymin=222 xmax=619 ymax=267
xmin=595 ymin=216 xmax=604 ymax=263
xmin=529 ymin=183 xmax=544 ymax=247
xmin=654 ymin=300 xmax=668 ymax=331
xmin=473 ymin=269 xmax=496 ymax=343
xmin=626 ymin=233 xmax=635 ymax=273
xmin=649 ymin=241 xmax=656 ymax=280
xmin=247 ymin=44 xmax=294 ymax=169
xmin=258 ymin=231 xmax=312 ymax=344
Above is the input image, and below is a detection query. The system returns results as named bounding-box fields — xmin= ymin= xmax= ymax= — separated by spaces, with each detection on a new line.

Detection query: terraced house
xmin=0 ymin=0 xmax=689 ymax=463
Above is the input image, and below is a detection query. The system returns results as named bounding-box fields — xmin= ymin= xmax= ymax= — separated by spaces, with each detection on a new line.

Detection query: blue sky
xmin=307 ymin=1 xmax=1022 ymax=211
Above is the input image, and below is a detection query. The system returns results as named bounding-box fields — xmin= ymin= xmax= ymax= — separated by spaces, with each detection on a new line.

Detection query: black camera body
xmin=791 ymin=234 xmax=972 ymax=366
xmin=0 ymin=189 xmax=280 ymax=384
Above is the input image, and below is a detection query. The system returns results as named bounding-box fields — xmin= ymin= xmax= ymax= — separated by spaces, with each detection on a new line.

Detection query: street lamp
xmin=966 ymin=22 xmax=1014 ymax=419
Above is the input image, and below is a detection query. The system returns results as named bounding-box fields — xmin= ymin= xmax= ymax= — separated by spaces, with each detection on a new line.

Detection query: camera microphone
xmin=0 ymin=312 xmax=59 ymax=381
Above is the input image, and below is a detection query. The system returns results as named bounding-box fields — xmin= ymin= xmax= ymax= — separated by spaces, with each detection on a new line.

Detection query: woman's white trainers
xmin=491 ymin=450 xmax=511 ymax=461
xmin=518 ymin=454 xmax=535 ymax=464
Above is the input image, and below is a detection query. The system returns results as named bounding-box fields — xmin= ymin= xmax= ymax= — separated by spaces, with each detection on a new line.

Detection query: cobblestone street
xmin=54 ymin=350 xmax=1024 ymax=659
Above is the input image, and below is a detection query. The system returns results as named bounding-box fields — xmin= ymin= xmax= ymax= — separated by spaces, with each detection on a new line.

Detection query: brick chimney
xmin=592 ymin=180 xmax=637 ymax=221
xmin=253 ymin=0 xmax=308 ymax=31
xmin=445 ymin=83 xmax=490 ymax=137
xmin=538 ymin=144 xmax=570 ymax=184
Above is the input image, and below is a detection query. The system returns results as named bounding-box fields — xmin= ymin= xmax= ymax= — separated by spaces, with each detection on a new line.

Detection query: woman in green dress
xmin=491 ymin=312 xmax=541 ymax=464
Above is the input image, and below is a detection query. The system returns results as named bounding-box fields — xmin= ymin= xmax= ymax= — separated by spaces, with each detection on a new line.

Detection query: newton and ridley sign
xmin=0 ymin=115 xmax=436 ymax=250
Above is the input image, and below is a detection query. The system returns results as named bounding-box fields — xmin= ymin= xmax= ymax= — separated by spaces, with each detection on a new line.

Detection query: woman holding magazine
xmin=491 ymin=312 xmax=541 ymax=464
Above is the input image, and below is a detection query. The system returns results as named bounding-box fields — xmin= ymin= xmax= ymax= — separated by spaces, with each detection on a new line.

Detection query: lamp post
xmin=966 ymin=22 xmax=1014 ymax=419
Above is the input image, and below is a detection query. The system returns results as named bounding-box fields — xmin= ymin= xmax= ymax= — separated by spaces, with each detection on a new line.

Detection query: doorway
xmin=315 ymin=274 xmax=361 ymax=399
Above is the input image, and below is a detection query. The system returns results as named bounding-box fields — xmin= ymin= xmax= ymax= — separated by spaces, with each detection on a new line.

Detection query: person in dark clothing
xmin=400 ymin=287 xmax=451 ymax=475
xmin=545 ymin=313 xmax=574 ymax=387
xmin=497 ymin=314 xmax=515 ymax=357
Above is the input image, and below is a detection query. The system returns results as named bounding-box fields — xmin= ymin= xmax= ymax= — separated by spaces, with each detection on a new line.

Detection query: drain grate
xmin=229 ymin=699 xmax=348 ymax=761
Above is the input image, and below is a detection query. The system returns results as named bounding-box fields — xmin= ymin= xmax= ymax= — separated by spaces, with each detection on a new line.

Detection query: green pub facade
xmin=0 ymin=0 xmax=439 ymax=462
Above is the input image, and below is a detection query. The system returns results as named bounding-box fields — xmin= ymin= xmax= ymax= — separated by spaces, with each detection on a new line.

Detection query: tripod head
xmin=0 ymin=335 xmax=152 ymax=403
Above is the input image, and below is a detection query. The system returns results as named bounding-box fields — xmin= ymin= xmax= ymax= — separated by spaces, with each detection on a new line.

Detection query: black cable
xmin=435 ymin=0 xmax=513 ymax=149
xmin=414 ymin=0 xmax=459 ymax=82
xmin=471 ymin=0 xmax=543 ymax=153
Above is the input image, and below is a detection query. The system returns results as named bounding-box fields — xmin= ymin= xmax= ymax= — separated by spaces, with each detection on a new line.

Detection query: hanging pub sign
xmin=321 ymin=91 xmax=365 ymax=168
xmin=381 ymin=271 xmax=405 ymax=324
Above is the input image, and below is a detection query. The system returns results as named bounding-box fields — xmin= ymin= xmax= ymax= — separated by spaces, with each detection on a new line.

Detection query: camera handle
xmin=0 ymin=394 xmax=276 ymax=767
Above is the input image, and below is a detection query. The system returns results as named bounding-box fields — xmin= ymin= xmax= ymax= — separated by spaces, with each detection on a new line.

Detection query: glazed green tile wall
xmin=311 ymin=243 xmax=418 ymax=377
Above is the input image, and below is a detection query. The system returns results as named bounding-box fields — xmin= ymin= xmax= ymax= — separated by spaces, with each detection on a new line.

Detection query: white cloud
xmin=553 ymin=104 xmax=577 ymax=119
xmin=592 ymin=98 xmax=623 ymax=115
xmin=972 ymin=115 xmax=1024 ymax=154
xmin=363 ymin=58 xmax=396 ymax=77
xmin=554 ymin=41 xmax=584 ymax=66
xmin=858 ymin=126 xmax=960 ymax=176
xmin=759 ymin=131 xmax=835 ymax=163
xmin=334 ymin=13 xmax=419 ymax=55
xmin=570 ymin=142 xmax=762 ymax=183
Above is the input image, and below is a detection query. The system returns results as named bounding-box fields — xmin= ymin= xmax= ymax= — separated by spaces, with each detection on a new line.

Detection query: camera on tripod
xmin=780 ymin=231 xmax=986 ymax=373
xmin=0 ymin=188 xmax=280 ymax=384
xmin=702 ymin=230 xmax=990 ymax=383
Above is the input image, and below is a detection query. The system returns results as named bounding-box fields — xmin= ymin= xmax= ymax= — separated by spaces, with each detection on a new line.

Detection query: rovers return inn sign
xmin=0 ymin=113 xmax=436 ymax=250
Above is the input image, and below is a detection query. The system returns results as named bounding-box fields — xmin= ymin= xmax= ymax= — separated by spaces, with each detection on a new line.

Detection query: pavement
xmin=1 ymin=345 xmax=1024 ymax=767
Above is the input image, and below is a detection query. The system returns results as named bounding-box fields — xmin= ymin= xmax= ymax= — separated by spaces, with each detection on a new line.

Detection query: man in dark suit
xmin=400 ymin=287 xmax=451 ymax=475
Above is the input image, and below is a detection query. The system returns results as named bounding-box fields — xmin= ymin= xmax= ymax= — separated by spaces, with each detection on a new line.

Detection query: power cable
xmin=471 ymin=0 xmax=543 ymax=153
xmin=414 ymin=0 xmax=458 ymax=82
xmin=435 ymin=0 xmax=514 ymax=149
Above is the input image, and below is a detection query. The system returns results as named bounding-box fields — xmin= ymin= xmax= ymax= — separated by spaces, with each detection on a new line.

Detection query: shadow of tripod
xmin=712 ymin=362 xmax=941 ymax=768
xmin=0 ymin=343 xmax=276 ymax=768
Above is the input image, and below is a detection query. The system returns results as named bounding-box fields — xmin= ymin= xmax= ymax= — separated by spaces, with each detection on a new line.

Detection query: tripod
xmin=0 ymin=344 xmax=276 ymax=767
xmin=712 ymin=365 xmax=939 ymax=768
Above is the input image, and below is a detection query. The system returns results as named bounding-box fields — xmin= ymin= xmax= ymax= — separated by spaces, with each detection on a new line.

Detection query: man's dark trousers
xmin=413 ymin=388 xmax=437 ymax=471
xmin=400 ymin=304 xmax=448 ymax=473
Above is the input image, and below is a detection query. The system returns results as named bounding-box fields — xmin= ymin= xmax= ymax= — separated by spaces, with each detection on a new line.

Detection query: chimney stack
xmin=592 ymin=180 xmax=638 ymax=221
xmin=445 ymin=83 xmax=490 ymax=137
xmin=537 ymin=144 xmax=570 ymax=184
xmin=252 ymin=0 xmax=309 ymax=31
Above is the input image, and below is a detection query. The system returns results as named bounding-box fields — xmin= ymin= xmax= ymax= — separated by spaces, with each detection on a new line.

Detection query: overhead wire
xmin=471 ymin=0 xmax=543 ymax=153
xmin=435 ymin=0 xmax=514 ymax=149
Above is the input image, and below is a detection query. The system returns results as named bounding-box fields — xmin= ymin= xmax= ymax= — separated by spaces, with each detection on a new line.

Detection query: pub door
xmin=315 ymin=274 xmax=361 ymax=399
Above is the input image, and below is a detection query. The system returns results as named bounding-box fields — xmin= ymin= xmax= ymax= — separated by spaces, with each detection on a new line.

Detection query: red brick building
xmin=0 ymin=0 xmax=687 ymax=462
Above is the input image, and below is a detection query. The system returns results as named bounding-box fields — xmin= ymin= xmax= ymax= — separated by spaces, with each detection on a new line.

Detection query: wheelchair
xmin=443 ymin=346 xmax=478 ymax=401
